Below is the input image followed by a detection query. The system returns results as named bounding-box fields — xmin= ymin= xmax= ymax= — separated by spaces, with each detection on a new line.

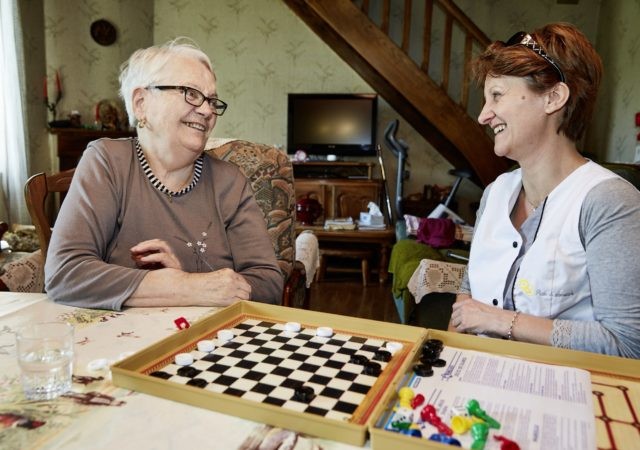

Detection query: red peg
xmin=420 ymin=404 xmax=453 ymax=436
xmin=494 ymin=435 xmax=521 ymax=450
xmin=174 ymin=317 xmax=190 ymax=330
xmin=410 ymin=393 xmax=425 ymax=409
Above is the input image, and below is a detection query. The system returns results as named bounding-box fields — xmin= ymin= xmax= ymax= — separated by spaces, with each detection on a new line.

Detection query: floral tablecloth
xmin=0 ymin=293 xmax=361 ymax=450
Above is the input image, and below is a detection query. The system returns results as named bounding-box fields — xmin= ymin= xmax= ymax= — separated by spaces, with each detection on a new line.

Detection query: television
xmin=287 ymin=93 xmax=378 ymax=157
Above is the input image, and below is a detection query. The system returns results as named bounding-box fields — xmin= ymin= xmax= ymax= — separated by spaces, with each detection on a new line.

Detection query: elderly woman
xmin=448 ymin=23 xmax=640 ymax=358
xmin=45 ymin=39 xmax=283 ymax=310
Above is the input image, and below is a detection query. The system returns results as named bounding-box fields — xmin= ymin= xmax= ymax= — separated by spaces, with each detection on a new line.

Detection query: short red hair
xmin=471 ymin=23 xmax=602 ymax=142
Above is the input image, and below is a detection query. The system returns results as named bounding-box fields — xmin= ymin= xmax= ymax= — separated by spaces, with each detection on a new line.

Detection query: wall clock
xmin=90 ymin=19 xmax=117 ymax=46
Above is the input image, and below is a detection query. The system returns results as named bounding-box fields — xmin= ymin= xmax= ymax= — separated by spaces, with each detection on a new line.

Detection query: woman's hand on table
xmin=450 ymin=296 xmax=511 ymax=336
xmin=195 ymin=268 xmax=252 ymax=306
xmin=131 ymin=239 xmax=182 ymax=270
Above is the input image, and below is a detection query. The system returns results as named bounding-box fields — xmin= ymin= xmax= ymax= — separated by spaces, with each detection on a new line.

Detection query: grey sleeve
xmin=553 ymin=178 xmax=640 ymax=358
xmin=458 ymin=184 xmax=491 ymax=294
xmin=45 ymin=142 xmax=146 ymax=310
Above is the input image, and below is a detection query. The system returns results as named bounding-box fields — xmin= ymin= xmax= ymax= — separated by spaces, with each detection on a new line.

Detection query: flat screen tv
xmin=287 ymin=93 xmax=378 ymax=157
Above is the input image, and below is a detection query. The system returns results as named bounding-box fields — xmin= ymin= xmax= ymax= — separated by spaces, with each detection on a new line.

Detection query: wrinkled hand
xmin=131 ymin=239 xmax=182 ymax=271
xmin=200 ymin=268 xmax=252 ymax=306
xmin=450 ymin=296 xmax=504 ymax=335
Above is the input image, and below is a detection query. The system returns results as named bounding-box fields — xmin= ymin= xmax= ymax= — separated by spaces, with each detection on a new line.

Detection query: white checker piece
xmin=148 ymin=318 xmax=396 ymax=421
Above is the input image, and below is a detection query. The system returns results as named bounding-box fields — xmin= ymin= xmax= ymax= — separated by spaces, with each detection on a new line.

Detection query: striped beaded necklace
xmin=135 ymin=138 xmax=204 ymax=201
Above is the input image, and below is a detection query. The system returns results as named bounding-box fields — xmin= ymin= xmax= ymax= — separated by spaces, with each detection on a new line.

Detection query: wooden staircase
xmin=283 ymin=0 xmax=511 ymax=186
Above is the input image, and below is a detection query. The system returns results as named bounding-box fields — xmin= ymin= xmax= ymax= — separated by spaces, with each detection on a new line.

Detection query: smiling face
xmin=478 ymin=75 xmax=548 ymax=161
xmin=135 ymin=54 xmax=218 ymax=158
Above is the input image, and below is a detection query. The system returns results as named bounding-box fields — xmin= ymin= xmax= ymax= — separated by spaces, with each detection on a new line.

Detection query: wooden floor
xmin=307 ymin=272 xmax=400 ymax=323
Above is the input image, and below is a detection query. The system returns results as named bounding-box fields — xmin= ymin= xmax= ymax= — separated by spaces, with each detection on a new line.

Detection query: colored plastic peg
xmin=466 ymin=399 xmax=501 ymax=429
xmin=397 ymin=386 xmax=414 ymax=408
xmin=470 ymin=422 xmax=489 ymax=450
xmin=428 ymin=433 xmax=462 ymax=446
xmin=399 ymin=428 xmax=422 ymax=438
xmin=450 ymin=415 xmax=481 ymax=434
xmin=391 ymin=420 xmax=413 ymax=430
xmin=410 ymin=393 xmax=425 ymax=409
xmin=420 ymin=404 xmax=453 ymax=436
xmin=494 ymin=435 xmax=521 ymax=450
xmin=174 ymin=316 xmax=190 ymax=330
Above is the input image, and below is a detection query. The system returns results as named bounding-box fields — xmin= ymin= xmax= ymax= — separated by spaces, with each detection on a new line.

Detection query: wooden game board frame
xmin=370 ymin=329 xmax=640 ymax=450
xmin=111 ymin=301 xmax=428 ymax=446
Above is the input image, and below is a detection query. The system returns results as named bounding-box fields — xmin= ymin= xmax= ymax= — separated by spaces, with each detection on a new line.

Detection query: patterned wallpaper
xmin=23 ymin=0 xmax=640 ymax=219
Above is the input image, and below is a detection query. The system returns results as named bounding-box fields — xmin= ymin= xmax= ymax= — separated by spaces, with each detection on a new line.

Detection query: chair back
xmin=24 ymin=169 xmax=75 ymax=260
xmin=206 ymin=141 xmax=296 ymax=280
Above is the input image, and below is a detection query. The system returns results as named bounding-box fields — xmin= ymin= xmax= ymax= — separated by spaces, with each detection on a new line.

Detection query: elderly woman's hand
xmin=131 ymin=239 xmax=182 ymax=271
xmin=197 ymin=268 xmax=252 ymax=306
xmin=450 ymin=296 xmax=510 ymax=336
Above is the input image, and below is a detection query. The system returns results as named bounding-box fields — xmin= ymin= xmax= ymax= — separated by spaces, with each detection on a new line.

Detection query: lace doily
xmin=295 ymin=231 xmax=319 ymax=288
xmin=0 ymin=250 xmax=44 ymax=293
xmin=407 ymin=258 xmax=466 ymax=304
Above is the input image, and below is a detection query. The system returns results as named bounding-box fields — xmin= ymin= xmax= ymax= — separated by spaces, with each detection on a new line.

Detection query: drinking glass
xmin=16 ymin=322 xmax=74 ymax=400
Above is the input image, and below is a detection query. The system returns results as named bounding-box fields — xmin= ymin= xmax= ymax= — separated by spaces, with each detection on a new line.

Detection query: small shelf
xmin=293 ymin=161 xmax=374 ymax=179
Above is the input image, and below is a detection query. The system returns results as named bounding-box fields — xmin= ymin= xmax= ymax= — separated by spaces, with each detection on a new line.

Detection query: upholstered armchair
xmin=206 ymin=139 xmax=314 ymax=308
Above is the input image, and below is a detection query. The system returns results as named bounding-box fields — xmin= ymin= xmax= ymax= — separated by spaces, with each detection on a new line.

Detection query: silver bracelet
xmin=507 ymin=310 xmax=520 ymax=340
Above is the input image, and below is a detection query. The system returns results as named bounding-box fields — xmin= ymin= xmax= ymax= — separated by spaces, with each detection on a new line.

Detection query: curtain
xmin=0 ymin=0 xmax=29 ymax=225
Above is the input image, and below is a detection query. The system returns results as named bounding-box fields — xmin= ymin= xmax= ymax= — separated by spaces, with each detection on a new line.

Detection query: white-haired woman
xmin=45 ymin=38 xmax=283 ymax=310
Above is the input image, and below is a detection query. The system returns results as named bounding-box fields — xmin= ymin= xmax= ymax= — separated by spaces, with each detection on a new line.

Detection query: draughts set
xmin=147 ymin=318 xmax=396 ymax=421
xmin=112 ymin=302 xmax=426 ymax=445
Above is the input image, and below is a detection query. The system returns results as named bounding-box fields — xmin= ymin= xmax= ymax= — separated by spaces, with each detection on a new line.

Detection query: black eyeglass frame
xmin=147 ymin=85 xmax=228 ymax=116
xmin=504 ymin=31 xmax=566 ymax=83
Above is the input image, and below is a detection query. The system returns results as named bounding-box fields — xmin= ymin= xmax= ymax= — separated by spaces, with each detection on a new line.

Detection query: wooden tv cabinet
xmin=293 ymin=162 xmax=381 ymax=221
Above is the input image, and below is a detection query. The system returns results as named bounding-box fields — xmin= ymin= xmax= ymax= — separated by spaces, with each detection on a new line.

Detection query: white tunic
xmin=468 ymin=162 xmax=617 ymax=320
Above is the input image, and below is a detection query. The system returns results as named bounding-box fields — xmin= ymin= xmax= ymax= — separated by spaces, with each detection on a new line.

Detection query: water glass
xmin=16 ymin=322 xmax=74 ymax=400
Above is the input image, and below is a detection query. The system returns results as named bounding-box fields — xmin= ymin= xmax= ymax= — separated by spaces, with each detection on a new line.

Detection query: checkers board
xmin=111 ymin=301 xmax=427 ymax=446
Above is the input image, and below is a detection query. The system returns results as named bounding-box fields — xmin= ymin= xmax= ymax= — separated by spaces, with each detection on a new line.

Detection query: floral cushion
xmin=206 ymin=141 xmax=296 ymax=280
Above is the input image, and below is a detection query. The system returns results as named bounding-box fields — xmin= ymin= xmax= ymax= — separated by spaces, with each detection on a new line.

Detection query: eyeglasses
xmin=147 ymin=85 xmax=228 ymax=116
xmin=504 ymin=31 xmax=566 ymax=83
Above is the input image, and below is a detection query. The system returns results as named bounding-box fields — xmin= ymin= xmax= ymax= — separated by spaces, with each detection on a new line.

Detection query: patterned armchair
xmin=206 ymin=139 xmax=310 ymax=308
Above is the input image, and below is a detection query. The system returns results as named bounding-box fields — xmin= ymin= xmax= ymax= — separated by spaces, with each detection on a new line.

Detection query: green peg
xmin=470 ymin=422 xmax=489 ymax=450
xmin=466 ymin=399 xmax=501 ymax=429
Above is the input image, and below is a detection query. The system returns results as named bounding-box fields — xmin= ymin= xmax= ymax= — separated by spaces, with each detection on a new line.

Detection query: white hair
xmin=119 ymin=37 xmax=215 ymax=127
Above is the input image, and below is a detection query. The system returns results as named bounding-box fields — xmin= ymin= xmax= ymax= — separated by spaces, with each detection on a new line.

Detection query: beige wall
xmin=22 ymin=0 xmax=639 ymax=222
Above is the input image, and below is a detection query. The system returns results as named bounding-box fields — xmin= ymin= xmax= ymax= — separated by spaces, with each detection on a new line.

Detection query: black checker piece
xmin=177 ymin=366 xmax=201 ymax=378
xmin=150 ymin=371 xmax=172 ymax=379
xmin=186 ymin=378 xmax=207 ymax=388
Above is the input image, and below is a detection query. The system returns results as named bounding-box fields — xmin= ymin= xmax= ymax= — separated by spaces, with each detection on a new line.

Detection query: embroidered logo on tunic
xmin=176 ymin=224 xmax=213 ymax=272
xmin=517 ymin=278 xmax=534 ymax=296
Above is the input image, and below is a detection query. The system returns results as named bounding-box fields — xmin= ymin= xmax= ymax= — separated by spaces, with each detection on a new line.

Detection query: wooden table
xmin=296 ymin=225 xmax=396 ymax=283
xmin=1 ymin=293 xmax=639 ymax=449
